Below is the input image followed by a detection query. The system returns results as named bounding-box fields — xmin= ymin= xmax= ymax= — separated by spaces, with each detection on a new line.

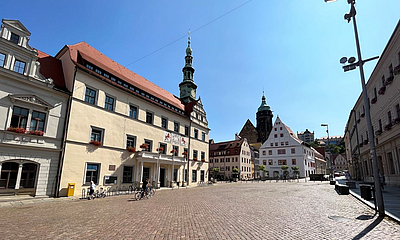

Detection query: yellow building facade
xmin=56 ymin=41 xmax=209 ymax=196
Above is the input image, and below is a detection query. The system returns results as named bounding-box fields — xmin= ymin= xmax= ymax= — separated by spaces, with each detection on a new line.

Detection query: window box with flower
xmin=394 ymin=117 xmax=400 ymax=124
xmin=89 ymin=140 xmax=102 ymax=146
xmin=7 ymin=127 xmax=26 ymax=134
xmin=156 ymin=147 xmax=164 ymax=153
xmin=28 ymin=130 xmax=44 ymax=136
xmin=170 ymin=149 xmax=177 ymax=154
xmin=386 ymin=75 xmax=394 ymax=85
xmin=394 ymin=64 xmax=400 ymax=75
xmin=126 ymin=146 xmax=136 ymax=153
xmin=140 ymin=143 xmax=148 ymax=150
xmin=378 ymin=86 xmax=386 ymax=95
xmin=375 ymin=130 xmax=382 ymax=136
xmin=384 ymin=123 xmax=393 ymax=131
xmin=201 ymin=159 xmax=205 ymax=162
xmin=371 ymin=97 xmax=377 ymax=104
xmin=193 ymin=158 xmax=198 ymax=161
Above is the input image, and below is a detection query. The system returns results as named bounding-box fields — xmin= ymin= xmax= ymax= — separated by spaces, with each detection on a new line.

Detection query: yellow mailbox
xmin=67 ymin=183 xmax=75 ymax=197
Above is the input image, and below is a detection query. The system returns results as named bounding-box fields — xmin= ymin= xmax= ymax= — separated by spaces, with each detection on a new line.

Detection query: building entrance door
xmin=0 ymin=162 xmax=19 ymax=189
xmin=20 ymin=163 xmax=37 ymax=188
xmin=160 ymin=168 xmax=165 ymax=187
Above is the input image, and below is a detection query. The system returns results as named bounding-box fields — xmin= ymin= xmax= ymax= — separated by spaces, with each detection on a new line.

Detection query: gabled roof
xmin=64 ymin=42 xmax=184 ymax=111
xmin=210 ymin=139 xmax=244 ymax=151
xmin=37 ymin=50 xmax=67 ymax=91
xmin=2 ymin=19 xmax=31 ymax=35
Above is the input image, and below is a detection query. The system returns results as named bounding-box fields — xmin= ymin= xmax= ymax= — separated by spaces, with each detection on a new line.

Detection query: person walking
xmin=88 ymin=181 xmax=96 ymax=200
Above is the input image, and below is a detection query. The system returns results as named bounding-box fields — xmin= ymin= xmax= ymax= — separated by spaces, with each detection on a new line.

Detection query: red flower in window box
xmin=7 ymin=127 xmax=26 ymax=134
xmin=378 ymin=86 xmax=386 ymax=95
xmin=156 ymin=147 xmax=164 ymax=153
xmin=201 ymin=159 xmax=205 ymax=162
xmin=140 ymin=143 xmax=148 ymax=149
xmin=193 ymin=158 xmax=198 ymax=161
xmin=394 ymin=117 xmax=400 ymax=124
xmin=371 ymin=97 xmax=377 ymax=104
xmin=182 ymin=151 xmax=188 ymax=156
xmin=170 ymin=149 xmax=177 ymax=154
xmin=28 ymin=130 xmax=44 ymax=136
xmin=89 ymin=140 xmax=102 ymax=146
xmin=126 ymin=146 xmax=136 ymax=153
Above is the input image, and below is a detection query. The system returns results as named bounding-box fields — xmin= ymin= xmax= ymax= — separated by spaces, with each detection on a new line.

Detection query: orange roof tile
xmin=67 ymin=42 xmax=184 ymax=111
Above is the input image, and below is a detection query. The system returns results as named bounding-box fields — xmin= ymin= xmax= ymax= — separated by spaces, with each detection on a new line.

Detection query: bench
xmin=345 ymin=181 xmax=356 ymax=189
xmin=335 ymin=183 xmax=349 ymax=195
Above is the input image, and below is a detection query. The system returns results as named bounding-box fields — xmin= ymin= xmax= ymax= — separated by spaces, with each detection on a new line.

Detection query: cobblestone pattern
xmin=1 ymin=182 xmax=400 ymax=239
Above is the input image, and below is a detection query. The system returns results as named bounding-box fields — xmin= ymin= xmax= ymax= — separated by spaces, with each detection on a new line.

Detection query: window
xmin=174 ymin=122 xmax=179 ymax=132
xmin=275 ymin=142 xmax=278 ymax=146
xmin=184 ymin=148 xmax=188 ymax=158
xmin=193 ymin=150 xmax=198 ymax=159
xmin=215 ymin=159 xmax=219 ymax=163
xmin=10 ymin=106 xmax=29 ymax=129
xmin=202 ymin=132 xmax=206 ymax=141
xmin=210 ymin=159 xmax=213 ymax=163
xmin=129 ymin=105 xmax=138 ymax=119
xmin=263 ymin=150 xmax=266 ymax=155
xmin=0 ymin=53 xmax=5 ymax=67
xmin=396 ymin=104 xmax=400 ymax=118
xmin=269 ymin=150 xmax=272 ymax=155
xmin=185 ymin=126 xmax=189 ymax=136
xmin=123 ymin=166 xmax=134 ymax=183
xmin=173 ymin=145 xmax=179 ymax=156
xmin=270 ymin=143 xmax=273 ymax=146
xmin=10 ymin=33 xmax=19 ymax=44
xmin=388 ymin=111 xmax=392 ymax=124
xmin=263 ymin=160 xmax=267 ymax=165
xmin=194 ymin=129 xmax=198 ymax=139
xmin=159 ymin=143 xmax=167 ymax=154
xmin=192 ymin=170 xmax=197 ymax=182
xmin=281 ymin=142 xmax=284 ymax=146
xmin=104 ymin=95 xmax=114 ymax=111
xmin=85 ymin=87 xmax=96 ymax=104
xmin=280 ymin=127 xmax=282 ymax=130
xmin=91 ymin=128 xmax=103 ymax=142
xmin=285 ymin=141 xmax=289 ymax=145
xmin=280 ymin=133 xmax=283 ymax=137
xmin=126 ymin=135 xmax=136 ymax=148
xmin=221 ymin=158 xmax=224 ymax=163
xmin=291 ymin=148 xmax=295 ymax=154
xmin=268 ymin=160 xmax=273 ymax=165
xmin=30 ymin=111 xmax=46 ymax=131
xmin=274 ymin=134 xmax=277 ymax=138
xmin=201 ymin=152 xmax=205 ymax=160
xmin=292 ymin=159 xmax=296 ymax=165
xmin=378 ymin=119 xmax=382 ymax=132
xmin=13 ymin=60 xmax=25 ymax=74
xmin=161 ymin=117 xmax=168 ymax=129
xmin=146 ymin=111 xmax=153 ymax=124
xmin=277 ymin=149 xmax=286 ymax=154
xmin=144 ymin=139 xmax=153 ymax=152
xmin=85 ymin=163 xmax=100 ymax=184
xmin=389 ymin=64 xmax=394 ymax=77
xmin=278 ymin=160 xmax=287 ymax=165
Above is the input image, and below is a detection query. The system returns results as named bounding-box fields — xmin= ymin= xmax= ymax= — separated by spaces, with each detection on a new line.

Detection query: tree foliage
xmin=258 ymin=165 xmax=266 ymax=172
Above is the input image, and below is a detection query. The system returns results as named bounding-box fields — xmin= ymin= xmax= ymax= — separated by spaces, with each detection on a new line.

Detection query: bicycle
xmin=134 ymin=186 xmax=155 ymax=200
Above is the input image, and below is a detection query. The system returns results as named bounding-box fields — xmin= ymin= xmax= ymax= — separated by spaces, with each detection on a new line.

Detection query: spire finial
xmin=188 ymin=29 xmax=191 ymax=41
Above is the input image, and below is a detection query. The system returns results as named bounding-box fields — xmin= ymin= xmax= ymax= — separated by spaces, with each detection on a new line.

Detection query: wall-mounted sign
xmin=164 ymin=132 xmax=187 ymax=146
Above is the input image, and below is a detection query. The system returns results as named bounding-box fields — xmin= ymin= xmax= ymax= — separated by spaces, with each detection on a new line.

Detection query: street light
xmin=325 ymin=0 xmax=385 ymax=216
xmin=321 ymin=124 xmax=333 ymax=180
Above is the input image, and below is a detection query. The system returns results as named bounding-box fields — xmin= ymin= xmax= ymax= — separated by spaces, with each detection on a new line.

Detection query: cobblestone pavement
xmin=1 ymin=181 xmax=400 ymax=240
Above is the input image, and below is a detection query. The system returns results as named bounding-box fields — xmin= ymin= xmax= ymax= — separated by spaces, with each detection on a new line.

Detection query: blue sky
xmin=3 ymin=0 xmax=399 ymax=142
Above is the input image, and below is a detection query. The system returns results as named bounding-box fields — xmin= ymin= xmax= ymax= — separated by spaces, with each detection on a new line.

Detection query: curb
xmin=349 ymin=189 xmax=400 ymax=224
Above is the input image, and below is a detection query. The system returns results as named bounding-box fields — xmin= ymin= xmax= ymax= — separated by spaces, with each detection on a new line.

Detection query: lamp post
xmin=325 ymin=0 xmax=385 ymax=216
xmin=321 ymin=124 xmax=332 ymax=180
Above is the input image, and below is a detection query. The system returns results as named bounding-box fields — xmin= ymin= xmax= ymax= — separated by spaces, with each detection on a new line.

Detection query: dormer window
xmin=10 ymin=33 xmax=20 ymax=44
xmin=13 ymin=59 xmax=25 ymax=74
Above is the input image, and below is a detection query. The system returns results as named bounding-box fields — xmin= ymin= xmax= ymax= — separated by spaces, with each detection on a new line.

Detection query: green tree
xmin=310 ymin=138 xmax=320 ymax=148
xmin=232 ymin=168 xmax=239 ymax=173
xmin=258 ymin=165 xmax=266 ymax=172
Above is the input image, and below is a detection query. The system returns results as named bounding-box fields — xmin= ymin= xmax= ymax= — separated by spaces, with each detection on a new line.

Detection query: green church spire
xmin=258 ymin=91 xmax=271 ymax=112
xmin=179 ymin=30 xmax=197 ymax=103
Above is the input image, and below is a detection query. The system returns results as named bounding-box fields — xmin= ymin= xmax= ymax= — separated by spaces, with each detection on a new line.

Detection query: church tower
xmin=256 ymin=92 xmax=273 ymax=143
xmin=179 ymin=33 xmax=197 ymax=103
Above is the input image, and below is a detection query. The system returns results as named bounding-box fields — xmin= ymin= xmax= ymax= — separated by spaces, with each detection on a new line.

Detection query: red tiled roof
xmin=66 ymin=42 xmax=184 ymax=111
xmin=210 ymin=139 xmax=244 ymax=151
xmin=37 ymin=50 xmax=67 ymax=91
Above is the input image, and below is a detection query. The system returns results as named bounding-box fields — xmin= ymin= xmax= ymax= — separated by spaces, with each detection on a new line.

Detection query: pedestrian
xmin=378 ymin=170 xmax=385 ymax=191
xmin=346 ymin=172 xmax=351 ymax=181
xmin=88 ymin=181 xmax=95 ymax=200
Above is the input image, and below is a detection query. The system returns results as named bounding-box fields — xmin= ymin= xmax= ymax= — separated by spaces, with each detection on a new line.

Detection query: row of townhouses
xmin=344 ymin=20 xmax=400 ymax=186
xmin=0 ymin=19 xmax=209 ymax=197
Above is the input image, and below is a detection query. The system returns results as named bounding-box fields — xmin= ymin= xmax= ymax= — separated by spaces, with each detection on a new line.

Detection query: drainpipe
xmin=54 ymin=67 xmax=77 ymax=197
xmin=187 ymin=120 xmax=192 ymax=186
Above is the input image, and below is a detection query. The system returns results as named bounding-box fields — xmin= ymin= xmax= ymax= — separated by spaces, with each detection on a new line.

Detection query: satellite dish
xmin=340 ymin=57 xmax=348 ymax=64
xmin=348 ymin=57 xmax=356 ymax=63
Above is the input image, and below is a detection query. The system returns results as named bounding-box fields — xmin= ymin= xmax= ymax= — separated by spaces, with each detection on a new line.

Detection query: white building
xmin=259 ymin=117 xmax=315 ymax=178
xmin=0 ymin=20 xmax=69 ymax=196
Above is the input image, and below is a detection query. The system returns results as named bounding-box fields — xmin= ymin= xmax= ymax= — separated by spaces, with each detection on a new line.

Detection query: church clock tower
xmin=179 ymin=33 xmax=197 ymax=103
xmin=256 ymin=92 xmax=273 ymax=143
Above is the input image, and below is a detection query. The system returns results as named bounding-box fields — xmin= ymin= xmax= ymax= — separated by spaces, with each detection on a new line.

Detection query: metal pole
xmin=349 ymin=1 xmax=384 ymax=216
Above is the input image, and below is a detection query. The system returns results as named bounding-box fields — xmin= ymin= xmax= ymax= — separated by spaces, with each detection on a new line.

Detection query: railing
xmin=135 ymin=151 xmax=186 ymax=163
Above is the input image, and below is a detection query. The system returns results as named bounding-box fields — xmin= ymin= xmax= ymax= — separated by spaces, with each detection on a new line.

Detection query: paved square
xmin=1 ymin=181 xmax=399 ymax=239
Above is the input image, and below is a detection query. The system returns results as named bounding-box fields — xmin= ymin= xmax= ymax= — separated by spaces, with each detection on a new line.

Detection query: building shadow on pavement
xmin=352 ymin=215 xmax=384 ymax=240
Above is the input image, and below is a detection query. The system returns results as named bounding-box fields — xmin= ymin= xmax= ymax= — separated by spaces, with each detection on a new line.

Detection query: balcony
xmin=135 ymin=151 xmax=186 ymax=164
xmin=0 ymin=130 xmax=61 ymax=149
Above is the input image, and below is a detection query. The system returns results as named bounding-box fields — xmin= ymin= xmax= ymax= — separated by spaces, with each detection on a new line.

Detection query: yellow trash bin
xmin=67 ymin=183 xmax=75 ymax=197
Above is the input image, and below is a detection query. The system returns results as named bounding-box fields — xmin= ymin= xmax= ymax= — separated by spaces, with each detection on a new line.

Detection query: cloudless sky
xmin=3 ymin=0 xmax=399 ymax=142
